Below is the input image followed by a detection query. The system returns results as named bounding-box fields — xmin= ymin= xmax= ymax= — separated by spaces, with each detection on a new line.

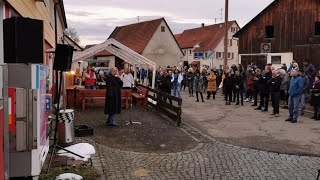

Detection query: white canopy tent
xmin=72 ymin=38 xmax=157 ymax=89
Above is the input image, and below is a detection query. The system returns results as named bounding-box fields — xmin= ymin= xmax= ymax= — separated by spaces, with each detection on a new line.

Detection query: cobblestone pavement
xmin=86 ymin=122 xmax=320 ymax=180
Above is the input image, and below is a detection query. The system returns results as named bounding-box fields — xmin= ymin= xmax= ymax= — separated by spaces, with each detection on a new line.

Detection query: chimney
xmin=201 ymin=23 xmax=205 ymax=28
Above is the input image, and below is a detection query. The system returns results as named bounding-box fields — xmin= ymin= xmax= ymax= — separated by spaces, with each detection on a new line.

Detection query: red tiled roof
xmin=95 ymin=18 xmax=164 ymax=56
xmin=177 ymin=21 xmax=237 ymax=52
xmin=174 ymin=34 xmax=181 ymax=41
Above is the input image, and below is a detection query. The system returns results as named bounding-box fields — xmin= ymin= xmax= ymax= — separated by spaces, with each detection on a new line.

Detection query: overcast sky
xmin=64 ymin=0 xmax=274 ymax=46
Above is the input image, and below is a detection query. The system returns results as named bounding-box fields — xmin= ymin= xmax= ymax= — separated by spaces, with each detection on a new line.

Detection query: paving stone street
xmin=76 ymin=96 xmax=320 ymax=180
xmin=88 ymin=123 xmax=320 ymax=180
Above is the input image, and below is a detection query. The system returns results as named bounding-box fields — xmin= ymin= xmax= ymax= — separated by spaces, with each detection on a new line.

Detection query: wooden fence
xmin=137 ymin=85 xmax=182 ymax=126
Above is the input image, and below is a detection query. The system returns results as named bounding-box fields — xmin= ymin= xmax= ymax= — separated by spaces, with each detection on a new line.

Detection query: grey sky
xmin=64 ymin=0 xmax=274 ymax=46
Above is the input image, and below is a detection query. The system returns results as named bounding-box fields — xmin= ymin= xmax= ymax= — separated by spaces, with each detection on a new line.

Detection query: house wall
xmin=186 ymin=22 xmax=239 ymax=69
xmin=238 ymin=0 xmax=320 ymax=69
xmin=143 ymin=20 xmax=184 ymax=68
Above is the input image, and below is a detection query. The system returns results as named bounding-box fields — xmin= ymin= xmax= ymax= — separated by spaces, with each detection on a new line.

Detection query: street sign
xmin=194 ymin=52 xmax=203 ymax=59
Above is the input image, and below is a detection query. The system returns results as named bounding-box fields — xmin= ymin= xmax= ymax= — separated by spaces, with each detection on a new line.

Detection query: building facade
xmin=93 ymin=18 xmax=184 ymax=69
xmin=176 ymin=21 xmax=240 ymax=69
xmin=234 ymin=0 xmax=320 ymax=70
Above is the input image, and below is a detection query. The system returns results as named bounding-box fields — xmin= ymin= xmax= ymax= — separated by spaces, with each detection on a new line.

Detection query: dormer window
xmin=161 ymin=26 xmax=165 ymax=32
xmin=265 ymin=25 xmax=274 ymax=38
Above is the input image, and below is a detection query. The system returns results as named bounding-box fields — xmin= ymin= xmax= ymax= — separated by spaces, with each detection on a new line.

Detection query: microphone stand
xmin=121 ymin=74 xmax=142 ymax=126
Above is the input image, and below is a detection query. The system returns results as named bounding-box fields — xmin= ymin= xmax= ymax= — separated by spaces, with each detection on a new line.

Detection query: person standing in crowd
xmin=286 ymin=70 xmax=303 ymax=123
xmin=255 ymin=66 xmax=272 ymax=111
xmin=268 ymin=70 xmax=282 ymax=117
xmin=121 ymin=67 xmax=134 ymax=89
xmin=310 ymin=74 xmax=320 ymax=120
xmin=202 ymin=69 xmax=208 ymax=93
xmin=171 ymin=69 xmax=183 ymax=98
xmin=252 ymin=69 xmax=262 ymax=106
xmin=159 ymin=72 xmax=172 ymax=96
xmin=74 ymin=68 xmax=82 ymax=85
xmin=278 ymin=69 xmax=289 ymax=108
xmin=194 ymin=70 xmax=204 ymax=102
xmin=233 ymin=71 xmax=244 ymax=105
xmin=181 ymin=67 xmax=187 ymax=91
xmin=187 ymin=68 xmax=195 ymax=97
xmin=207 ymin=70 xmax=217 ymax=99
xmin=303 ymin=59 xmax=317 ymax=89
xmin=216 ymin=69 xmax=223 ymax=93
xmin=244 ymin=69 xmax=254 ymax=102
xmin=223 ymin=72 xmax=234 ymax=105
xmin=83 ymin=66 xmax=96 ymax=89
xmin=140 ymin=68 xmax=147 ymax=85
xmin=105 ymin=67 xmax=123 ymax=126
xmin=299 ymin=70 xmax=309 ymax=116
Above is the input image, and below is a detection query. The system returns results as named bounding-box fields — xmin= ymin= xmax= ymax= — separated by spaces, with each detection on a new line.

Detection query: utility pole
xmin=224 ymin=0 xmax=229 ymax=68
xmin=137 ymin=16 xmax=140 ymax=23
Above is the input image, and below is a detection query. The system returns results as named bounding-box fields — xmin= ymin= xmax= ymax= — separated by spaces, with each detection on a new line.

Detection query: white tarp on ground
xmin=55 ymin=173 xmax=83 ymax=180
xmin=57 ymin=143 xmax=96 ymax=161
xmin=72 ymin=38 xmax=157 ymax=89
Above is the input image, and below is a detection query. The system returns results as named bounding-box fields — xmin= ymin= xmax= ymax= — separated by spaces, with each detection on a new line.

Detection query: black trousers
xmin=207 ymin=91 xmax=216 ymax=99
xmin=259 ymin=92 xmax=269 ymax=110
xmin=196 ymin=92 xmax=204 ymax=101
xmin=235 ymin=90 xmax=244 ymax=104
xmin=271 ymin=91 xmax=280 ymax=113
xmin=253 ymin=89 xmax=259 ymax=105
xmin=246 ymin=89 xmax=254 ymax=99
xmin=225 ymin=88 xmax=232 ymax=102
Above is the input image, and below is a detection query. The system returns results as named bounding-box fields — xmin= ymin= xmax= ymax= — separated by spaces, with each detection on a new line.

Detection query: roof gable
xmin=108 ymin=18 xmax=163 ymax=53
xmin=177 ymin=21 xmax=237 ymax=51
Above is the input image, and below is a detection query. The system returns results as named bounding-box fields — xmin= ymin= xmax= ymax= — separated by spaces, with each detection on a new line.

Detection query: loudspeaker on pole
xmin=53 ymin=44 xmax=74 ymax=71
xmin=3 ymin=17 xmax=44 ymax=64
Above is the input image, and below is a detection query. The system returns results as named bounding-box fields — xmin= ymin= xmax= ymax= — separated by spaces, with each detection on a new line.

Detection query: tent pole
xmin=133 ymin=64 xmax=137 ymax=79
xmin=152 ymin=67 xmax=156 ymax=89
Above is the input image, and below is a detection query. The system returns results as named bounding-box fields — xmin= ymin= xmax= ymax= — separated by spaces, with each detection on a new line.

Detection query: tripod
xmin=125 ymin=86 xmax=141 ymax=126
xmin=47 ymin=71 xmax=84 ymax=171
xmin=121 ymin=74 xmax=142 ymax=126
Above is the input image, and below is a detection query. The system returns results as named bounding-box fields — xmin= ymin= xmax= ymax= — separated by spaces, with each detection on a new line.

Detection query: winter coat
xmin=253 ymin=74 xmax=263 ymax=91
xmin=207 ymin=74 xmax=217 ymax=92
xmin=310 ymin=80 xmax=320 ymax=106
xmin=280 ymin=73 xmax=289 ymax=91
xmin=159 ymin=75 xmax=172 ymax=93
xmin=289 ymin=76 xmax=303 ymax=97
xmin=268 ymin=76 xmax=282 ymax=93
xmin=194 ymin=75 xmax=204 ymax=93
xmin=247 ymin=75 xmax=254 ymax=90
xmin=223 ymin=76 xmax=234 ymax=92
xmin=301 ymin=75 xmax=309 ymax=93
xmin=186 ymin=72 xmax=195 ymax=87
xmin=261 ymin=71 xmax=272 ymax=93
xmin=233 ymin=75 xmax=244 ymax=91
xmin=104 ymin=75 xmax=123 ymax=115
xmin=216 ymin=73 xmax=223 ymax=88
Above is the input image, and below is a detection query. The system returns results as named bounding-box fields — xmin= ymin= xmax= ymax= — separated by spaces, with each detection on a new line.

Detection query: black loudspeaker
xmin=53 ymin=44 xmax=74 ymax=71
xmin=4 ymin=17 xmax=43 ymax=64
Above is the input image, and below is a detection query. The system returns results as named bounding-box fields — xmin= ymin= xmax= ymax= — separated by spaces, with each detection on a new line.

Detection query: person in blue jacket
xmin=285 ymin=70 xmax=304 ymax=123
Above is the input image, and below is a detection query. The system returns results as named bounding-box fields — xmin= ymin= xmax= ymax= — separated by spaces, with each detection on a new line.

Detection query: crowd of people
xmin=154 ymin=60 xmax=320 ymax=123
xmin=74 ymin=60 xmax=320 ymax=126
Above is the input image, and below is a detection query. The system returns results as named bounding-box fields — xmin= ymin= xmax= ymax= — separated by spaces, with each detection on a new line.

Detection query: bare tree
xmin=64 ymin=27 xmax=80 ymax=44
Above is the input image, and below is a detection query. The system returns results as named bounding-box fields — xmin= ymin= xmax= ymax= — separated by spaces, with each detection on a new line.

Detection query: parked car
xmin=94 ymin=67 xmax=110 ymax=76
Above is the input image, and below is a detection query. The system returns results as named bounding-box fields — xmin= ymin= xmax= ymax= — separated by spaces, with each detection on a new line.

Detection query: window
xmin=219 ymin=65 xmax=223 ymax=69
xmin=265 ymin=25 xmax=274 ymax=38
xmin=271 ymin=56 xmax=281 ymax=64
xmin=204 ymin=52 xmax=208 ymax=58
xmin=227 ymin=53 xmax=234 ymax=60
xmin=189 ymin=50 xmax=192 ymax=56
xmin=161 ymin=26 xmax=165 ymax=32
xmin=228 ymin=39 xmax=233 ymax=46
xmin=216 ymin=52 xmax=223 ymax=59
xmin=231 ymin=27 xmax=237 ymax=33
xmin=315 ymin=21 xmax=320 ymax=36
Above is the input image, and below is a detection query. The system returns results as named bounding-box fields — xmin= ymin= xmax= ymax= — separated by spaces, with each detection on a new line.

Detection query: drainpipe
xmin=54 ymin=1 xmax=59 ymax=103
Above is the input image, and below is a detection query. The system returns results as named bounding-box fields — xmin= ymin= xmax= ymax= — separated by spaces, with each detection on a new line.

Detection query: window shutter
xmin=222 ymin=52 xmax=224 ymax=59
xmin=216 ymin=52 xmax=219 ymax=59
xmin=232 ymin=53 xmax=234 ymax=59
xmin=230 ymin=39 xmax=232 ymax=46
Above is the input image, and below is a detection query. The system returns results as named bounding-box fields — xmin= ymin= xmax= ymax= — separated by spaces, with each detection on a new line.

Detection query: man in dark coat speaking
xmin=105 ymin=67 xmax=123 ymax=126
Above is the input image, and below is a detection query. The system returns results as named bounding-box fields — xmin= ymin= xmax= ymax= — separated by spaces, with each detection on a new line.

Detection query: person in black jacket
xmin=223 ymin=72 xmax=234 ymax=105
xmin=268 ymin=70 xmax=282 ymax=117
xmin=252 ymin=69 xmax=262 ymax=106
xmin=255 ymin=66 xmax=272 ymax=111
xmin=233 ymin=71 xmax=244 ymax=105
xmin=105 ymin=67 xmax=123 ymax=126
